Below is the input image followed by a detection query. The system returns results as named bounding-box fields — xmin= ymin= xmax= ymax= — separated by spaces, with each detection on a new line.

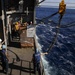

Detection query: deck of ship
xmin=0 ymin=25 xmax=39 ymax=75
xmin=0 ymin=46 xmax=40 ymax=75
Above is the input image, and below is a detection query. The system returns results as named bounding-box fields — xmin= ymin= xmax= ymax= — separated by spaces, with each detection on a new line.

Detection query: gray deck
xmin=0 ymin=47 xmax=38 ymax=75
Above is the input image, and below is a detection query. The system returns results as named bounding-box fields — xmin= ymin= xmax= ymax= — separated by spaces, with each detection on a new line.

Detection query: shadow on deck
xmin=9 ymin=59 xmax=34 ymax=75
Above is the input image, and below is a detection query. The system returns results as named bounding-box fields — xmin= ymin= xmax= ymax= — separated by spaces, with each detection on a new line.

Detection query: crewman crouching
xmin=0 ymin=44 xmax=9 ymax=75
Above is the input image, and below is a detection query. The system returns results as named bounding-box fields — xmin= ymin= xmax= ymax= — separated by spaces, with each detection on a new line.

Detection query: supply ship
xmin=0 ymin=0 xmax=46 ymax=75
xmin=0 ymin=0 xmax=75 ymax=75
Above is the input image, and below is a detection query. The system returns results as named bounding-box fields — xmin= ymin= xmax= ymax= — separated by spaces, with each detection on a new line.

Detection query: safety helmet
xmin=0 ymin=39 xmax=2 ymax=42
xmin=15 ymin=22 xmax=18 ymax=25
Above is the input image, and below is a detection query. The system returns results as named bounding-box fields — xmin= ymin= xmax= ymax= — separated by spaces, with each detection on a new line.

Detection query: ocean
xmin=35 ymin=7 xmax=75 ymax=75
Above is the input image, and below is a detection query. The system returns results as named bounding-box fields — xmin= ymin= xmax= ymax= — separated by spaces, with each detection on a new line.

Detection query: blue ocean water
xmin=35 ymin=7 xmax=75 ymax=75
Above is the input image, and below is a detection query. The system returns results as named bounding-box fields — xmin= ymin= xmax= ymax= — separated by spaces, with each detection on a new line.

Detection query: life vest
xmin=33 ymin=52 xmax=40 ymax=64
xmin=0 ymin=49 xmax=7 ymax=62
xmin=15 ymin=24 xmax=19 ymax=31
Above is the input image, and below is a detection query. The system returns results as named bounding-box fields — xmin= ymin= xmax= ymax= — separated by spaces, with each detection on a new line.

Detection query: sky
xmin=39 ymin=0 xmax=75 ymax=8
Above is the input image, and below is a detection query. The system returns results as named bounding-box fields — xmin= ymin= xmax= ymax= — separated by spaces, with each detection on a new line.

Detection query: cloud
xmin=39 ymin=0 xmax=75 ymax=8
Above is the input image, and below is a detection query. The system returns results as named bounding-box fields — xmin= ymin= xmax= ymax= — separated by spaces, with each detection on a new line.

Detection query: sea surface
xmin=35 ymin=7 xmax=75 ymax=75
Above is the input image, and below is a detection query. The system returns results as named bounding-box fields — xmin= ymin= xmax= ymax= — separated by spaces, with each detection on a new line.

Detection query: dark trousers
xmin=16 ymin=30 xmax=20 ymax=37
xmin=2 ymin=59 xmax=9 ymax=73
xmin=0 ymin=51 xmax=9 ymax=74
xmin=33 ymin=62 xmax=41 ymax=75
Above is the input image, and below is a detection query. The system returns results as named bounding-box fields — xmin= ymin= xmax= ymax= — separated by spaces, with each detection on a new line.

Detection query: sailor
xmin=32 ymin=49 xmax=48 ymax=75
xmin=0 ymin=44 xmax=9 ymax=74
xmin=15 ymin=22 xmax=20 ymax=31
xmin=32 ymin=51 xmax=41 ymax=75
xmin=14 ymin=22 xmax=20 ymax=40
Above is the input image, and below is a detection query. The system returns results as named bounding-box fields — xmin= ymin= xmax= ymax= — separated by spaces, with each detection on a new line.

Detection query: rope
xmin=47 ymin=15 xmax=63 ymax=53
xmin=36 ymin=12 xmax=63 ymax=53
xmin=38 ymin=0 xmax=45 ymax=4
xmin=61 ymin=22 xmax=75 ymax=28
xmin=36 ymin=11 xmax=58 ymax=23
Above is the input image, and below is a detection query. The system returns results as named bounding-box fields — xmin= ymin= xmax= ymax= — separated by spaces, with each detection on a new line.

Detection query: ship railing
xmin=34 ymin=35 xmax=46 ymax=75
xmin=40 ymin=57 xmax=46 ymax=75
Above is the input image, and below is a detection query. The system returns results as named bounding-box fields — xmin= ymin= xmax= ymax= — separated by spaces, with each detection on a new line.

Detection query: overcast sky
xmin=39 ymin=0 xmax=75 ymax=8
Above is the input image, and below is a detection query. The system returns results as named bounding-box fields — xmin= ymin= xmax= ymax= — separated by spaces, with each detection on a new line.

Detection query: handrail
xmin=34 ymin=34 xmax=46 ymax=75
